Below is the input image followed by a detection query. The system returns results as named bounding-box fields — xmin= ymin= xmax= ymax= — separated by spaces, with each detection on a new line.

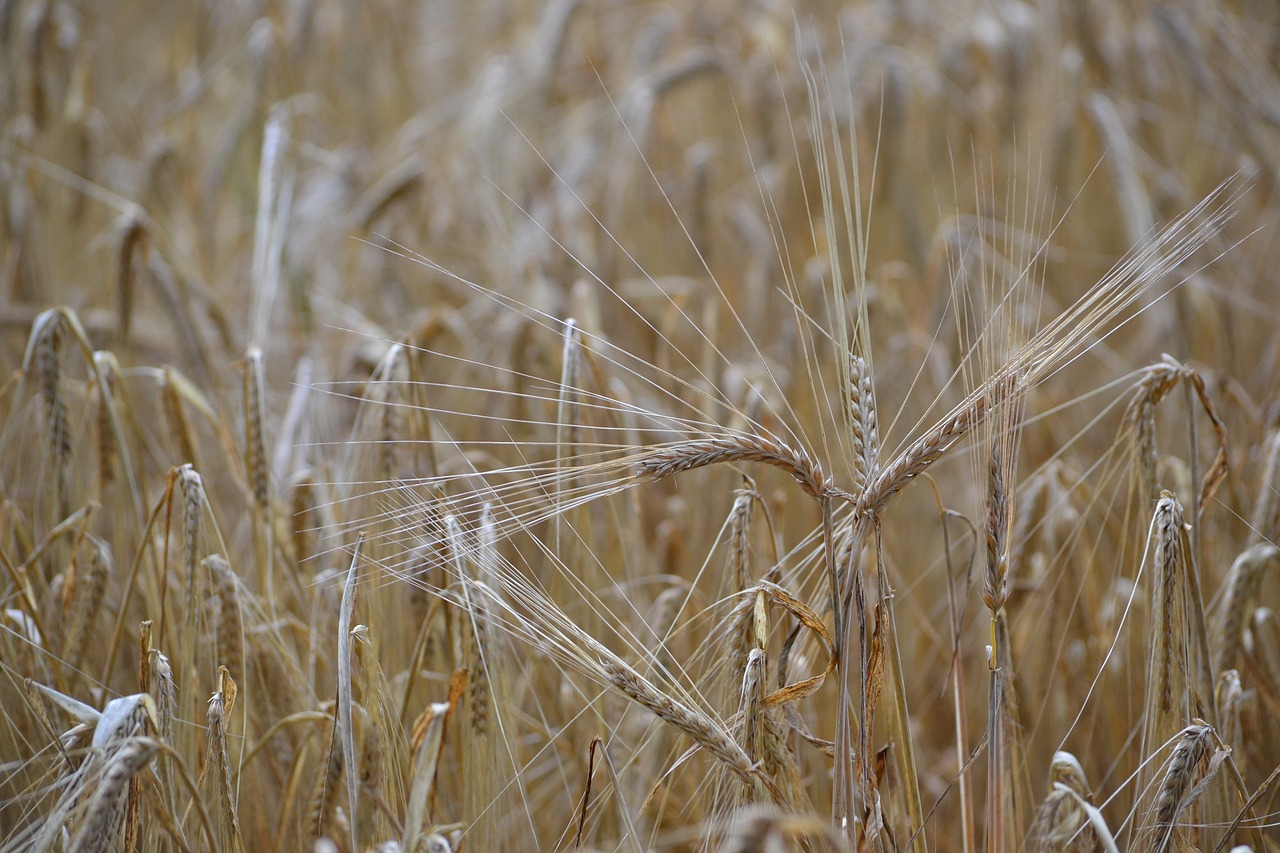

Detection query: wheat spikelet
xmin=848 ymin=353 xmax=880 ymax=491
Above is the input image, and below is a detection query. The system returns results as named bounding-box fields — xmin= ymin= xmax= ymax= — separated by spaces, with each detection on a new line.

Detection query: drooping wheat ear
xmin=177 ymin=464 xmax=205 ymax=629
xmin=1249 ymin=429 xmax=1280 ymax=545
xmin=202 ymin=667 xmax=245 ymax=853
xmin=29 ymin=309 xmax=71 ymax=510
xmin=860 ymin=373 xmax=1018 ymax=517
xmin=1212 ymin=543 xmax=1278 ymax=676
xmin=1144 ymin=723 xmax=1227 ymax=853
xmin=1215 ymin=669 xmax=1244 ymax=766
xmin=636 ymin=433 xmax=830 ymax=499
xmin=1123 ymin=358 xmax=1185 ymax=504
xmin=847 ymin=353 xmax=880 ymax=491
xmin=67 ymin=737 xmax=160 ymax=853
xmin=1048 ymin=751 xmax=1092 ymax=800
xmin=1031 ymin=751 xmax=1102 ymax=850
xmin=207 ymin=556 xmax=245 ymax=682
xmin=598 ymin=658 xmax=771 ymax=795
xmin=160 ymin=368 xmax=200 ymax=469
xmin=1028 ymin=784 xmax=1090 ymax=852
xmin=64 ymin=535 xmax=110 ymax=673
xmin=243 ymin=346 xmax=269 ymax=511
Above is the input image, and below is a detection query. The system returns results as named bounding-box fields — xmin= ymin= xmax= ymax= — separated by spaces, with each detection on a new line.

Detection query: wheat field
xmin=2 ymin=1 xmax=1279 ymax=850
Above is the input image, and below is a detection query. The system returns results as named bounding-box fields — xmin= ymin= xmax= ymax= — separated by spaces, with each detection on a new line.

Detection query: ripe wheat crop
xmin=2 ymin=2 xmax=1279 ymax=851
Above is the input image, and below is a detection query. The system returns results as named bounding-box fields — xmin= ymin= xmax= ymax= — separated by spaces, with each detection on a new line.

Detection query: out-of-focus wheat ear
xmin=63 ymin=535 xmax=109 ymax=678
xmin=1249 ymin=430 xmax=1280 ymax=546
xmin=336 ymin=532 xmax=365 ymax=853
xmin=242 ymin=346 xmax=273 ymax=597
xmin=1142 ymin=723 xmax=1230 ymax=853
xmin=250 ymin=104 xmax=291 ymax=348
xmin=847 ymin=353 xmax=880 ymax=492
xmin=404 ymin=702 xmax=450 ymax=853
xmin=176 ymin=463 xmax=206 ymax=636
xmin=160 ymin=367 xmax=202 ymax=470
xmin=352 ymin=624 xmax=409 ymax=838
xmin=402 ymin=343 xmax=439 ymax=480
xmin=67 ymin=737 xmax=160 ymax=853
xmin=1212 ymin=543 xmax=1278 ymax=676
xmin=1216 ymin=669 xmax=1244 ymax=775
xmin=207 ymin=555 xmax=244 ymax=684
xmin=1030 ymin=752 xmax=1099 ymax=851
xmin=1245 ymin=607 xmax=1280 ymax=716
xmin=26 ymin=308 xmax=70 ymax=516
xmin=200 ymin=666 xmax=245 ymax=853
xmin=366 ymin=341 xmax=408 ymax=483
xmin=1087 ymin=92 xmax=1156 ymax=250
xmin=113 ymin=210 xmax=145 ymax=349
xmin=457 ymin=508 xmax=508 ymax=849
xmin=310 ymin=713 xmax=345 ymax=848
xmin=555 ymin=318 xmax=581 ymax=558
xmin=93 ymin=357 xmax=118 ymax=490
